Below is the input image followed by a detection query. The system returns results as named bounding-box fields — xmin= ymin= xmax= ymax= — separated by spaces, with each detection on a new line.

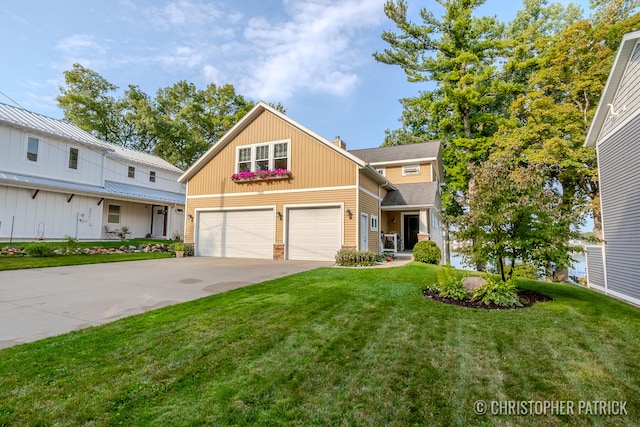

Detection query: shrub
xmin=472 ymin=277 xmax=523 ymax=308
xmin=335 ymin=249 xmax=377 ymax=266
xmin=173 ymin=243 xmax=185 ymax=252
xmin=437 ymin=266 xmax=468 ymax=300
xmin=184 ymin=244 xmax=194 ymax=257
xmin=505 ymin=263 xmax=540 ymax=280
xmin=24 ymin=243 xmax=54 ymax=257
xmin=413 ymin=241 xmax=441 ymax=264
xmin=63 ymin=235 xmax=78 ymax=250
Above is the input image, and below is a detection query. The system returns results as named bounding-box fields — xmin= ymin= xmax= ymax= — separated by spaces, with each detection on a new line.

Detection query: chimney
xmin=333 ymin=136 xmax=346 ymax=149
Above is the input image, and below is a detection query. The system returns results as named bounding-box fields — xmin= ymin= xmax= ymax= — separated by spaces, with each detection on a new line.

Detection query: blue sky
xmin=1 ymin=0 xmax=590 ymax=151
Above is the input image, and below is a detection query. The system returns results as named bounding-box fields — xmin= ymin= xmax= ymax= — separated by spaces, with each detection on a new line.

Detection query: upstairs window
xmin=255 ymin=145 xmax=269 ymax=170
xmin=149 ymin=171 xmax=156 ymax=182
xmin=69 ymin=147 xmax=79 ymax=169
xmin=27 ymin=137 xmax=39 ymax=162
xmin=273 ymin=142 xmax=288 ymax=170
xmin=376 ymin=168 xmax=386 ymax=177
xmin=402 ymin=165 xmax=420 ymax=176
xmin=238 ymin=147 xmax=252 ymax=172
xmin=128 ymin=166 xmax=135 ymax=178
xmin=236 ymin=140 xmax=290 ymax=173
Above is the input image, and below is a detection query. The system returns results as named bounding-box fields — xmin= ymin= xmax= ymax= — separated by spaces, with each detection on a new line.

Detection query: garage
xmin=197 ymin=209 xmax=274 ymax=259
xmin=287 ymin=206 xmax=342 ymax=261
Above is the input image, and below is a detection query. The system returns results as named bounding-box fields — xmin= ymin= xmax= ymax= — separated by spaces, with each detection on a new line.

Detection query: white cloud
xmin=145 ymin=0 xmax=224 ymax=30
xmin=236 ymin=0 xmax=385 ymax=101
xmin=55 ymin=34 xmax=107 ymax=56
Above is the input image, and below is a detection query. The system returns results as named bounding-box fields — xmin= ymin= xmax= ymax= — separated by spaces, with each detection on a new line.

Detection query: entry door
xmin=360 ymin=212 xmax=369 ymax=251
xmin=152 ymin=206 xmax=166 ymax=236
xmin=404 ymin=215 xmax=419 ymax=250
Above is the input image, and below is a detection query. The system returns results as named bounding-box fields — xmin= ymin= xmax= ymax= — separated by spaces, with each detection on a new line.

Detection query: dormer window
xmin=402 ymin=165 xmax=420 ymax=176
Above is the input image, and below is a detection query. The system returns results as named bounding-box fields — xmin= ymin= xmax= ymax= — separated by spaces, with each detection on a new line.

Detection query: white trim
xmin=360 ymin=212 xmax=369 ymax=251
xmin=370 ymin=214 xmax=379 ymax=232
xmin=283 ymin=202 xmax=345 ymax=260
xmin=235 ymin=139 xmax=291 ymax=173
xmin=400 ymin=211 xmax=420 ymax=251
xmin=67 ymin=144 xmax=80 ymax=172
xmin=188 ymin=185 xmax=357 ymax=199
xmin=382 ymin=204 xmax=436 ymax=211
xmin=402 ymin=164 xmax=421 ymax=176
xmin=367 ymin=158 xmax=437 ymax=167
xmin=25 ymin=135 xmax=40 ymax=164
xmin=359 ymin=186 xmax=383 ymax=201
xmin=355 ymin=168 xmax=360 ymax=251
xmin=594 ymin=107 xmax=640 ymax=148
xmin=590 ymin=285 xmax=640 ymax=307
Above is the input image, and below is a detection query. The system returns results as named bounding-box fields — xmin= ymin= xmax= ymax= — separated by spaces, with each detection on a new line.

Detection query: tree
xmin=455 ymin=156 xmax=582 ymax=282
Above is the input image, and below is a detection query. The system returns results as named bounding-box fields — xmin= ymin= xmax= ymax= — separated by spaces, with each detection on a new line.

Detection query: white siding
xmin=597 ymin=114 xmax=640 ymax=301
xmin=103 ymin=157 xmax=184 ymax=194
xmin=585 ymin=245 xmax=606 ymax=289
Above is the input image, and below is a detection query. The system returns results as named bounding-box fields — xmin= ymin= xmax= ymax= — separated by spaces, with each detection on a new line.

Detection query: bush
xmin=511 ymin=263 xmax=540 ymax=280
xmin=184 ymin=244 xmax=194 ymax=257
xmin=413 ymin=241 xmax=441 ymax=264
xmin=472 ymin=277 xmax=522 ymax=308
xmin=24 ymin=243 xmax=54 ymax=257
xmin=335 ymin=249 xmax=377 ymax=266
xmin=437 ymin=266 xmax=468 ymax=300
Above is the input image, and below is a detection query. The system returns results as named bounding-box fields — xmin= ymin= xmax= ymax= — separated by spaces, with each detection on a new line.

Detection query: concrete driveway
xmin=0 ymin=257 xmax=331 ymax=349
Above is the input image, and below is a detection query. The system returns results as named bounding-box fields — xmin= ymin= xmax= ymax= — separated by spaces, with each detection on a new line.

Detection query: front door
xmin=152 ymin=205 xmax=167 ymax=237
xmin=360 ymin=212 xmax=369 ymax=251
xmin=404 ymin=214 xmax=419 ymax=250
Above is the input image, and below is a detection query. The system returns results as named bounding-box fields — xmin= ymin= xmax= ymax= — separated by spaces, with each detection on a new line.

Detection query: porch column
xmin=418 ymin=209 xmax=430 ymax=241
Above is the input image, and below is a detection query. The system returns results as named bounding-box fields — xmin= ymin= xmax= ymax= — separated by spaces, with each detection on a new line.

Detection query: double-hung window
xmin=236 ymin=140 xmax=289 ymax=173
xmin=108 ymin=205 xmax=121 ymax=224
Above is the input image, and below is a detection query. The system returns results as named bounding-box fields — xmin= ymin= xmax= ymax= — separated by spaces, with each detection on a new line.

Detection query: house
xmin=0 ymin=103 xmax=185 ymax=241
xmin=178 ymin=102 xmax=443 ymax=261
xmin=584 ymin=30 xmax=640 ymax=305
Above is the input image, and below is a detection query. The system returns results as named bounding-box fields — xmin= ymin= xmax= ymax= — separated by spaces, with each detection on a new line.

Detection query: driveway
xmin=0 ymin=257 xmax=331 ymax=349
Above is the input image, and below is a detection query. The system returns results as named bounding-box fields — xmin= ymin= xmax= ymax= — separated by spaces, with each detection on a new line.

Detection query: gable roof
xmin=585 ymin=30 xmax=640 ymax=147
xmin=0 ymin=102 xmax=181 ymax=173
xmin=349 ymin=141 xmax=440 ymax=164
xmin=178 ymin=101 xmax=388 ymax=185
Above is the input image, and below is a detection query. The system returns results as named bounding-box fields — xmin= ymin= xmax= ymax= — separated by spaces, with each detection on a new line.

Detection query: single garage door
xmin=287 ymin=207 xmax=341 ymax=261
xmin=197 ymin=209 xmax=273 ymax=259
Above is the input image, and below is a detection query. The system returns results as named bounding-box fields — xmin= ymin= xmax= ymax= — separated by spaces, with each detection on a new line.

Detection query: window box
xmin=231 ymin=169 xmax=292 ymax=182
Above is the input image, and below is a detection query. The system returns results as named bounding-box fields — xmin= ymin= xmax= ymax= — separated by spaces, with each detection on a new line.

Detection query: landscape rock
xmin=462 ymin=277 xmax=486 ymax=293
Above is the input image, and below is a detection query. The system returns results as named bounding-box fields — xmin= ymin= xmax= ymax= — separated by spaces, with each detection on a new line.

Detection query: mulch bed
xmin=422 ymin=289 xmax=552 ymax=310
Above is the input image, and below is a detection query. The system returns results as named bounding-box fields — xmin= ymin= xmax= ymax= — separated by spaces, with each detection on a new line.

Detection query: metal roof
xmin=0 ymin=172 xmax=185 ymax=205
xmin=0 ymin=102 xmax=182 ymax=173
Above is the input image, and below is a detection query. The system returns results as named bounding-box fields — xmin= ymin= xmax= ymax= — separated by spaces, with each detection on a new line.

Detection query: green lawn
xmin=0 ymin=239 xmax=175 ymax=271
xmin=1 ymin=263 xmax=638 ymax=426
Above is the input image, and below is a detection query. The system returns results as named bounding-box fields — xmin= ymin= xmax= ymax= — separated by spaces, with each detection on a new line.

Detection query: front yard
xmin=0 ymin=263 xmax=638 ymax=426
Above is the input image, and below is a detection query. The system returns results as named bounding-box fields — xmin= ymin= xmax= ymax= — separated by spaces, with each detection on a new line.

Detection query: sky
xmin=1 ymin=0 xmax=591 ymax=151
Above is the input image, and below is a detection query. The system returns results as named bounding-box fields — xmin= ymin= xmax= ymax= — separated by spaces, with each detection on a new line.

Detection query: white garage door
xmin=287 ymin=207 xmax=342 ymax=261
xmin=197 ymin=209 xmax=273 ymax=259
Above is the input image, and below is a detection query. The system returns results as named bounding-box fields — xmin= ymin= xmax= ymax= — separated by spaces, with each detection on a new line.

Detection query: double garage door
xmin=196 ymin=207 xmax=341 ymax=261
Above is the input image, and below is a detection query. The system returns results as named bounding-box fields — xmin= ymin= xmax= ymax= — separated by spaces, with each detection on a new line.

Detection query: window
xmin=128 ymin=166 xmax=135 ymax=178
xmin=238 ymin=147 xmax=252 ymax=172
xmin=274 ymin=142 xmax=288 ymax=169
xmin=149 ymin=171 xmax=156 ymax=182
xmin=108 ymin=205 xmax=121 ymax=224
xmin=255 ymin=145 xmax=269 ymax=170
xmin=376 ymin=168 xmax=386 ymax=177
xmin=236 ymin=141 xmax=289 ymax=173
xmin=27 ymin=137 xmax=39 ymax=162
xmin=68 ymin=147 xmax=79 ymax=169
xmin=402 ymin=165 xmax=420 ymax=176
xmin=370 ymin=215 xmax=379 ymax=232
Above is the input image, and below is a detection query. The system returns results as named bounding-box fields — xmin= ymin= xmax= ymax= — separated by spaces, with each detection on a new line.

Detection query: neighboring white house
xmin=0 ymin=102 xmax=186 ymax=241
xmin=584 ymin=30 xmax=640 ymax=305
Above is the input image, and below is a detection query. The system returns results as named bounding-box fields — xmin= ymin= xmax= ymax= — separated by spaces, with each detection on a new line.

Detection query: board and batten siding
xmin=597 ymin=113 xmax=640 ymax=301
xmin=185 ymin=189 xmax=357 ymax=248
xmin=585 ymin=245 xmax=606 ymax=290
xmin=383 ymin=163 xmax=432 ymax=184
xmin=187 ymin=110 xmax=357 ymax=196
xmin=601 ymin=44 xmax=640 ymax=138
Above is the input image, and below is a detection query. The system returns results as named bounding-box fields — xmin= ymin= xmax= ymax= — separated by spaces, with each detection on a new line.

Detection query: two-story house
xmin=179 ymin=102 xmax=443 ymax=261
xmin=0 ymin=103 xmax=185 ymax=241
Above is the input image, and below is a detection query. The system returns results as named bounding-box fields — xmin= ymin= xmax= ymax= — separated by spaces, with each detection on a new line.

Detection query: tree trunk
xmin=592 ymin=199 xmax=603 ymax=241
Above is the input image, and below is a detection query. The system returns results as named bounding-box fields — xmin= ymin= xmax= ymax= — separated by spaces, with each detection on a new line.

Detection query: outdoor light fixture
xmin=276 ymin=211 xmax=283 ymax=219
xmin=346 ymin=209 xmax=352 ymax=219
xmin=392 ymin=217 xmax=397 ymax=224
xmin=188 ymin=214 xmax=194 ymax=221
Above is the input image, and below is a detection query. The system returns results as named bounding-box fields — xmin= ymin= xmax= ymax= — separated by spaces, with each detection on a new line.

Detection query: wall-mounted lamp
xmin=188 ymin=214 xmax=194 ymax=221
xmin=392 ymin=217 xmax=397 ymax=224
xmin=346 ymin=209 xmax=352 ymax=219
xmin=276 ymin=211 xmax=283 ymax=219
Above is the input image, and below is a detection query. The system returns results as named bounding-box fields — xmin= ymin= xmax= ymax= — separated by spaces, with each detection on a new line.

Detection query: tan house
xmin=178 ymin=102 xmax=443 ymax=261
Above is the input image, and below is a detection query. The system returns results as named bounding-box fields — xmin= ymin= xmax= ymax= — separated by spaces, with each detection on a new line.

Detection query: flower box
xmin=231 ymin=169 xmax=292 ymax=182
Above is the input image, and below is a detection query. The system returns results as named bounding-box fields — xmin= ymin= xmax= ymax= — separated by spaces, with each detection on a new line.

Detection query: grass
xmin=1 ymin=263 xmax=639 ymax=426
xmin=0 ymin=239 xmax=175 ymax=271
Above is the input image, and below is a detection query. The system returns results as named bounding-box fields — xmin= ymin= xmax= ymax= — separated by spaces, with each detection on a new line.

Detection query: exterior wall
xmin=585 ymin=245 xmax=606 ymax=290
xmin=359 ymin=190 xmax=380 ymax=253
xmin=429 ymin=208 xmax=444 ymax=255
xmin=188 ymin=110 xmax=356 ymax=196
xmin=597 ymin=115 xmax=640 ymax=302
xmin=0 ymin=125 xmax=105 ymax=186
xmin=382 ymin=163 xmax=432 ymax=184
xmin=185 ymin=188 xmax=357 ymax=249
xmin=0 ymin=185 xmax=102 ymax=240
xmin=104 ymin=157 xmax=184 ymax=194
xmin=601 ymin=44 xmax=640 ymax=137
